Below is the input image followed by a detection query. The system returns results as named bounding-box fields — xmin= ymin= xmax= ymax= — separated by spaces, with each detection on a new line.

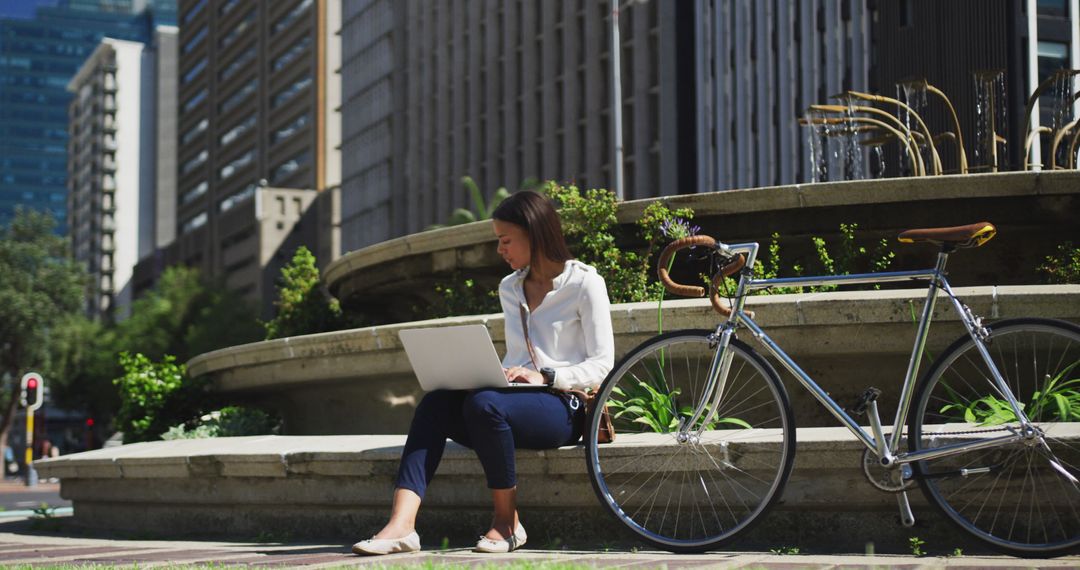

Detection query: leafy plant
xmin=421 ymin=274 xmax=501 ymax=320
xmin=162 ymin=406 xmax=281 ymax=440
xmin=769 ymin=545 xmax=801 ymax=555
xmin=606 ymin=363 xmax=750 ymax=434
xmin=113 ymin=352 xmax=211 ymax=443
xmin=715 ymin=224 xmax=894 ymax=297
xmin=938 ymin=359 xmax=1080 ymax=425
xmin=544 ymin=182 xmax=693 ymax=304
xmin=432 ymin=176 xmax=539 ymax=228
xmin=909 ymin=535 xmax=926 ymax=556
xmin=30 ymin=502 xmax=61 ymax=531
xmin=1037 ymin=241 xmax=1080 ymax=284
xmin=264 ymin=246 xmax=345 ymax=340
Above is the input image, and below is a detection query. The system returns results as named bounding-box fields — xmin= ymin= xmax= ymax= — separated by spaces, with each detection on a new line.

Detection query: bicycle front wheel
xmin=909 ymin=318 xmax=1080 ymax=556
xmin=585 ymin=330 xmax=795 ymax=553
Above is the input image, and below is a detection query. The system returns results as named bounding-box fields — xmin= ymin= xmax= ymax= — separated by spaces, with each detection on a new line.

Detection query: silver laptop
xmin=399 ymin=325 xmax=546 ymax=391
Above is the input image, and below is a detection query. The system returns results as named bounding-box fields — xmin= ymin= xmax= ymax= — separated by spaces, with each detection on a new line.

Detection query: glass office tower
xmin=0 ymin=0 xmax=174 ymax=233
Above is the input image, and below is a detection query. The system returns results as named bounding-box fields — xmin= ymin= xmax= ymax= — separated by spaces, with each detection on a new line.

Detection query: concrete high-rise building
xmin=66 ymin=29 xmax=176 ymax=320
xmin=338 ymin=1 xmax=689 ymax=253
xmin=168 ymin=0 xmax=340 ymax=316
xmin=0 ymin=0 xmax=175 ymax=233
xmin=338 ymin=1 xmax=881 ymax=253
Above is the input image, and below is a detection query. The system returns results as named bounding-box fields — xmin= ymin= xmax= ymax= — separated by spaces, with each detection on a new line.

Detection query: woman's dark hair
xmin=492 ymin=190 xmax=573 ymax=266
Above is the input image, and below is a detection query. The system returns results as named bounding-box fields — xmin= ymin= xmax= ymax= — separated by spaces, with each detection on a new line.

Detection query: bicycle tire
xmin=585 ymin=330 xmax=795 ymax=553
xmin=909 ymin=318 xmax=1080 ymax=556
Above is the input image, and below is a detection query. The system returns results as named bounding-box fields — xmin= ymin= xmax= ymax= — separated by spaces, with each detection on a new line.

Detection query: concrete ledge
xmin=324 ymin=170 xmax=1080 ymax=321
xmin=185 ymin=285 xmax=1080 ymax=433
xmin=33 ymin=427 xmax=993 ymax=549
xmin=43 ymin=426 xmax=1078 ymax=550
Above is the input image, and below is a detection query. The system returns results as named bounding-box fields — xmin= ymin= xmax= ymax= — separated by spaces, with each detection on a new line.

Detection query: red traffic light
xmin=26 ymin=378 xmax=37 ymax=390
xmin=86 ymin=418 xmax=95 ymax=427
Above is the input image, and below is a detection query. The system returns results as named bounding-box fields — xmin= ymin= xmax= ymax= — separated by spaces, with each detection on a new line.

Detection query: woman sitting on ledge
xmin=352 ymin=190 xmax=615 ymax=555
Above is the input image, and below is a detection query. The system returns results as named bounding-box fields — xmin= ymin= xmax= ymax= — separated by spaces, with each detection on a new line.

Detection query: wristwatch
xmin=540 ymin=367 xmax=557 ymax=386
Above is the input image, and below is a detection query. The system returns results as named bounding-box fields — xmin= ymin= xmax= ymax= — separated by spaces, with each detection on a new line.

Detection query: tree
xmin=0 ymin=208 xmax=86 ymax=461
xmin=48 ymin=265 xmax=262 ymax=436
xmin=114 ymin=265 xmax=263 ymax=362
xmin=263 ymin=246 xmax=342 ymax=339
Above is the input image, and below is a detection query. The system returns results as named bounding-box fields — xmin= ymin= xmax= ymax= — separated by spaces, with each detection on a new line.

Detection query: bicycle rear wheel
xmin=909 ymin=318 xmax=1080 ymax=556
xmin=585 ymin=330 xmax=795 ymax=553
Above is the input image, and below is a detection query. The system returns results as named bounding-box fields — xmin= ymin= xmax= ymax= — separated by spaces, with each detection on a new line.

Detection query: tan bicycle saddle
xmin=897 ymin=222 xmax=996 ymax=248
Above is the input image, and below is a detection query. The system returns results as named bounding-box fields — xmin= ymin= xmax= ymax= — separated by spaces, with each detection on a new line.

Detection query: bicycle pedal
xmin=848 ymin=387 xmax=882 ymax=416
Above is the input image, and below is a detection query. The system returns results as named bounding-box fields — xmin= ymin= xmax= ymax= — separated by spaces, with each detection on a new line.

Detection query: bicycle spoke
xmin=587 ymin=331 xmax=793 ymax=551
xmin=911 ymin=319 xmax=1080 ymax=555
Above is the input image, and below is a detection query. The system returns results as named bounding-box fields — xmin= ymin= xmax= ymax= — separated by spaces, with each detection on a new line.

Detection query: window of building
xmin=182 ymin=88 xmax=208 ymax=113
xmin=1036 ymin=0 xmax=1069 ymax=16
xmin=272 ymin=36 xmax=312 ymax=72
xmin=272 ymin=150 xmax=310 ymax=183
xmin=182 ymin=26 xmax=208 ymax=55
xmin=181 ymin=211 xmax=208 ymax=234
xmin=220 ymin=9 xmax=256 ymax=49
xmin=219 ymin=183 xmax=257 ymax=212
xmin=181 ymin=57 xmax=208 ymax=85
xmin=179 ymin=149 xmax=208 ymax=176
xmin=180 ymin=180 xmax=208 ymax=204
xmin=182 ymin=0 xmax=208 ymax=25
xmin=180 ymin=118 xmax=209 ymax=145
xmin=1038 ymin=40 xmax=1070 ymax=80
xmin=220 ymin=114 xmax=257 ymax=147
xmin=271 ymin=112 xmax=310 ymax=145
xmin=220 ymin=148 xmax=255 ymax=180
xmin=220 ymin=0 xmax=241 ymax=16
xmin=220 ymin=78 xmax=258 ymax=114
xmin=271 ymin=75 xmax=312 ymax=108
xmin=219 ymin=46 xmax=256 ymax=82
xmin=273 ymin=0 xmax=313 ymax=35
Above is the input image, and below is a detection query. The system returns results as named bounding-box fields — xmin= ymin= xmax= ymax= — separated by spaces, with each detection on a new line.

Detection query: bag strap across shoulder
xmin=518 ymin=303 xmax=539 ymax=370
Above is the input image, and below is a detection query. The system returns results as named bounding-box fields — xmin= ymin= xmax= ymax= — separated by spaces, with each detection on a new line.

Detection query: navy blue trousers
xmin=395 ymin=388 xmax=581 ymax=499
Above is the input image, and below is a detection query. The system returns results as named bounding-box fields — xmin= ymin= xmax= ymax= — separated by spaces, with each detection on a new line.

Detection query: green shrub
xmin=162 ymin=406 xmax=281 ymax=440
xmin=422 ymin=274 xmax=501 ymax=319
xmin=1038 ymin=241 xmax=1080 ymax=284
xmin=543 ymin=181 xmax=694 ymax=303
xmin=717 ymin=224 xmax=894 ymax=296
xmin=264 ymin=246 xmax=344 ymax=339
xmin=113 ymin=352 xmax=211 ymax=443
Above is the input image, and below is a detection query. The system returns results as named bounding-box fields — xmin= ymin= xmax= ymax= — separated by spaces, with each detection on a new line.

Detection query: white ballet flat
xmin=474 ymin=523 xmax=527 ymax=553
xmin=351 ymin=531 xmax=421 ymax=555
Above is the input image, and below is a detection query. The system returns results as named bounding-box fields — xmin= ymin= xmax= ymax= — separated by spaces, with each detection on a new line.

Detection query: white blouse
xmin=499 ymin=259 xmax=616 ymax=391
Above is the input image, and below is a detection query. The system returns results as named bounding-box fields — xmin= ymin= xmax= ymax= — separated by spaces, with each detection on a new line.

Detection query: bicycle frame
xmin=685 ymin=241 xmax=1034 ymax=466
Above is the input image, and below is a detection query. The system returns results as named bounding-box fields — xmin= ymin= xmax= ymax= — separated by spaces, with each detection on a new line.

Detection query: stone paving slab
xmin=0 ymin=518 xmax=1077 ymax=569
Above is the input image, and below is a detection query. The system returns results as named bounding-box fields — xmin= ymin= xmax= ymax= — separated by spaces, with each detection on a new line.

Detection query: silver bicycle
xmin=584 ymin=222 xmax=1080 ymax=556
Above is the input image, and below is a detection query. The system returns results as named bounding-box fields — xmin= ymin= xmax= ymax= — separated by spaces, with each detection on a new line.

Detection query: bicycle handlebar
xmin=656 ymin=235 xmax=746 ymax=317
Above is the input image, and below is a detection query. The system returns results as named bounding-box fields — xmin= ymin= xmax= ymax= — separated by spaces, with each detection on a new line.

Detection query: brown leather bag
xmin=518 ymin=304 xmax=615 ymax=444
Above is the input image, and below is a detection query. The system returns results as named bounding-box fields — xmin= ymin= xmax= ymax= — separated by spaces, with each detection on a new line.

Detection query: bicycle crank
xmin=861 ymin=448 xmax=916 ymax=492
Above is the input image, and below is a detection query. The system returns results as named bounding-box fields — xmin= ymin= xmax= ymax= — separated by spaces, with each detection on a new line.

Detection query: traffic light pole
xmin=20 ymin=373 xmax=43 ymax=487
xmin=24 ymin=407 xmax=36 ymax=487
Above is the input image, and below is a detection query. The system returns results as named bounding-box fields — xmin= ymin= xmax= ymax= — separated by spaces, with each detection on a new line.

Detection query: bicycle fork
xmin=677 ymin=324 xmax=737 ymax=443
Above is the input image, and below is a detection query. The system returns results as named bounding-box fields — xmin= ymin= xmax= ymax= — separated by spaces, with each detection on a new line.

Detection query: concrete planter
xmin=187 ymin=285 xmax=1080 ymax=435
xmin=324 ymin=171 xmax=1080 ymax=323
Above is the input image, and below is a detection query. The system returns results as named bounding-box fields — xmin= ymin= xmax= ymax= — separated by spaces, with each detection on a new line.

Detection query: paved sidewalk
xmin=0 ymin=515 xmax=1076 ymax=568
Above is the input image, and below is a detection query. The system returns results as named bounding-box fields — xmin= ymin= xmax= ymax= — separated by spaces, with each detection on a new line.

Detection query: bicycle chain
xmin=920 ymin=426 xmax=1014 ymax=437
xmin=862 ymin=426 xmax=1015 ymax=492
